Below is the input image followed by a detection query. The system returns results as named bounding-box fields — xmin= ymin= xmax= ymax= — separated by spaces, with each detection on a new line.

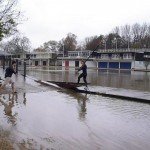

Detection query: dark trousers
xmin=78 ymin=73 xmax=87 ymax=84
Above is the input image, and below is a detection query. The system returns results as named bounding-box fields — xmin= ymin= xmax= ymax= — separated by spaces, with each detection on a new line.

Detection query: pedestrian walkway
xmin=86 ymin=86 xmax=150 ymax=103
xmin=0 ymin=68 xmax=50 ymax=94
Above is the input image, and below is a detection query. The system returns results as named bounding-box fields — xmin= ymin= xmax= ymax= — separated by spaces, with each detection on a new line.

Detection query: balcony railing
xmin=98 ymin=48 xmax=150 ymax=53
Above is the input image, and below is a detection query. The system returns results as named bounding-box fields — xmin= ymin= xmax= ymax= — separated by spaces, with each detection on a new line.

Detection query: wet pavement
xmin=0 ymin=67 xmax=150 ymax=150
xmin=0 ymin=69 xmax=50 ymax=94
xmin=82 ymin=86 xmax=150 ymax=102
xmin=0 ymin=68 xmax=57 ymax=149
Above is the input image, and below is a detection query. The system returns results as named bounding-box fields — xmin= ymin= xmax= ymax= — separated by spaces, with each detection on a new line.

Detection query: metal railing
xmin=97 ymin=48 xmax=150 ymax=53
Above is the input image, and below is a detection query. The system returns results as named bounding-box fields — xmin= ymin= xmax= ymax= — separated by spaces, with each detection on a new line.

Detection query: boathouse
xmin=60 ymin=50 xmax=97 ymax=68
xmin=59 ymin=49 xmax=150 ymax=70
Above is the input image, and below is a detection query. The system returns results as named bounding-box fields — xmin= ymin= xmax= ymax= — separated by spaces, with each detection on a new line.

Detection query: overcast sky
xmin=18 ymin=0 xmax=150 ymax=48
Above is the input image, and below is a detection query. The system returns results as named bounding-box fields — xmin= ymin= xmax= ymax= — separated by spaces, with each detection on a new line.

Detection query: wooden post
xmin=16 ymin=59 xmax=18 ymax=74
xmin=24 ymin=61 xmax=26 ymax=77
xmin=3 ymin=56 xmax=5 ymax=70
xmin=9 ymin=57 xmax=11 ymax=66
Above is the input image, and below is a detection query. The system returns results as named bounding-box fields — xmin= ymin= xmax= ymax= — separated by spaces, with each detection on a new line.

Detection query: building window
xmin=101 ymin=54 xmax=109 ymax=59
xmin=112 ymin=54 xmax=120 ymax=59
xmin=43 ymin=61 xmax=46 ymax=66
xmin=75 ymin=61 xmax=79 ymax=67
xmin=35 ymin=61 xmax=38 ymax=66
xmin=123 ymin=53 xmax=132 ymax=59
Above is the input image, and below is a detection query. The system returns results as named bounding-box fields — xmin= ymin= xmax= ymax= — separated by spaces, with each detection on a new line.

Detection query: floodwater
xmin=27 ymin=67 xmax=150 ymax=92
xmin=0 ymin=67 xmax=150 ymax=150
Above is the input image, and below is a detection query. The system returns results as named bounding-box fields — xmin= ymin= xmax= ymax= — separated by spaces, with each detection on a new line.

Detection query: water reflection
xmin=23 ymin=93 xmax=27 ymax=105
xmin=63 ymin=70 xmax=70 ymax=82
xmin=77 ymin=94 xmax=87 ymax=121
xmin=0 ymin=93 xmax=27 ymax=126
xmin=0 ymin=94 xmax=17 ymax=125
xmin=61 ymin=90 xmax=88 ymax=121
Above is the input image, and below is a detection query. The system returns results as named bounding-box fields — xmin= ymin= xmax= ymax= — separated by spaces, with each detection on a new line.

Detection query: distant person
xmin=77 ymin=60 xmax=87 ymax=86
xmin=0 ymin=61 xmax=17 ymax=93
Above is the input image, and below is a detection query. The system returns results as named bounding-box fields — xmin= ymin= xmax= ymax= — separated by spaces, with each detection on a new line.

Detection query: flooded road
xmin=0 ymin=68 xmax=150 ymax=149
xmin=27 ymin=68 xmax=150 ymax=92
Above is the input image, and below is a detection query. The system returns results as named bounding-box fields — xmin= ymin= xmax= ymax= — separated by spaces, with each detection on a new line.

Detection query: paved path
xmin=87 ymin=86 xmax=150 ymax=102
xmin=0 ymin=68 xmax=50 ymax=94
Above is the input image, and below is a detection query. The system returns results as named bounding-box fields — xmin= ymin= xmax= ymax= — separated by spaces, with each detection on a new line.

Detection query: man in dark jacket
xmin=0 ymin=61 xmax=17 ymax=93
xmin=77 ymin=60 xmax=87 ymax=86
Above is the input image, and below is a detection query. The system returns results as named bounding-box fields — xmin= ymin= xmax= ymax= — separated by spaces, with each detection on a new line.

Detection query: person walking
xmin=0 ymin=61 xmax=17 ymax=93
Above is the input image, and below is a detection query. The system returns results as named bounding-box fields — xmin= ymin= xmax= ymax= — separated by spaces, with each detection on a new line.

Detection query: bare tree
xmin=63 ymin=33 xmax=77 ymax=52
xmin=2 ymin=35 xmax=31 ymax=54
xmin=120 ymin=24 xmax=131 ymax=48
xmin=147 ymin=25 xmax=150 ymax=48
xmin=112 ymin=26 xmax=120 ymax=36
xmin=121 ymin=24 xmax=131 ymax=38
xmin=132 ymin=23 xmax=141 ymax=38
xmin=131 ymin=23 xmax=142 ymax=48
xmin=143 ymin=61 xmax=150 ymax=70
xmin=84 ymin=35 xmax=103 ymax=50
xmin=140 ymin=23 xmax=148 ymax=48
xmin=0 ymin=0 xmax=22 ymax=40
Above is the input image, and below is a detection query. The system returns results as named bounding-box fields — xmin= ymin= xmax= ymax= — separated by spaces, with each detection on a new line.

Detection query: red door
xmin=65 ymin=61 xmax=69 ymax=70
xmin=65 ymin=61 xmax=69 ymax=67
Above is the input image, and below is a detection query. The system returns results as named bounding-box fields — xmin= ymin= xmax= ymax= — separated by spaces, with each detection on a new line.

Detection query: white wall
xmin=62 ymin=60 xmax=97 ymax=68
xmin=69 ymin=60 xmax=75 ymax=67
xmin=133 ymin=61 xmax=150 ymax=70
xmin=85 ymin=61 xmax=97 ymax=68
xmin=62 ymin=60 xmax=65 ymax=67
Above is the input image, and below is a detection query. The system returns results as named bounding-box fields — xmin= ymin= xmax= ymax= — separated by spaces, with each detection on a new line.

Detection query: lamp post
xmin=61 ymin=42 xmax=64 ymax=58
xmin=29 ymin=50 xmax=30 ymax=70
xmin=103 ymin=38 xmax=107 ymax=50
xmin=40 ymin=49 xmax=42 ymax=66
xmin=48 ymin=49 xmax=50 ymax=67
xmin=127 ymin=36 xmax=130 ymax=50
xmin=63 ymin=43 xmax=64 ymax=58
xmin=104 ymin=40 xmax=106 ymax=50
xmin=114 ymin=37 xmax=117 ymax=50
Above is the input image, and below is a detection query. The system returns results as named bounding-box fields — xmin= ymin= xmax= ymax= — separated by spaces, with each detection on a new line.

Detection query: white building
xmin=59 ymin=50 xmax=97 ymax=68
xmin=59 ymin=49 xmax=150 ymax=70
xmin=29 ymin=51 xmax=56 ymax=66
xmin=12 ymin=50 xmax=59 ymax=67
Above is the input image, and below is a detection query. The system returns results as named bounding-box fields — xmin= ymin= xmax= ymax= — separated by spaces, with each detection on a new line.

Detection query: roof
xmin=68 ymin=50 xmax=92 ymax=53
